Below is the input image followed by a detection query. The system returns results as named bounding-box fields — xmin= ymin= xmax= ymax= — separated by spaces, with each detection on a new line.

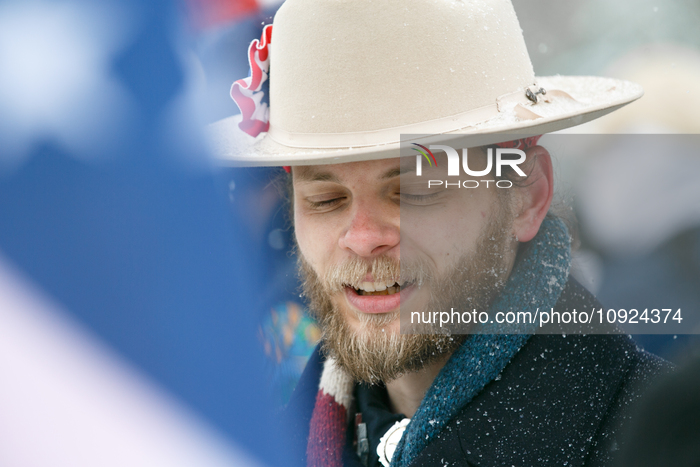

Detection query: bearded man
xmin=210 ymin=0 xmax=672 ymax=466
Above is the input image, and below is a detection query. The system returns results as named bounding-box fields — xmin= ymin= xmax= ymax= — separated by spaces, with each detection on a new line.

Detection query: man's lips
xmin=344 ymin=283 xmax=415 ymax=314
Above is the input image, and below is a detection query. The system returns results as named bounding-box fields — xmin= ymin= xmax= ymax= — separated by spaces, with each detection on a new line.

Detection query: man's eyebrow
xmin=294 ymin=167 xmax=341 ymax=183
xmin=397 ymin=165 xmax=416 ymax=176
xmin=381 ymin=167 xmax=403 ymax=180
xmin=294 ymin=165 xmax=407 ymax=183
xmin=381 ymin=163 xmax=420 ymax=179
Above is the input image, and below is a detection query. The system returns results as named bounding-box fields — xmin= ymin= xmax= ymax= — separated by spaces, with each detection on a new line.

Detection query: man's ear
xmin=511 ymin=146 xmax=553 ymax=243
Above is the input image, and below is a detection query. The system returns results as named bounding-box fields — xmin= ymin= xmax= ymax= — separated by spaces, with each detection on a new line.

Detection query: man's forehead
xmin=293 ymin=158 xmax=406 ymax=184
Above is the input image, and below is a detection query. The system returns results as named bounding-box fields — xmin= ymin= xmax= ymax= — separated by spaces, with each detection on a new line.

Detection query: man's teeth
xmin=360 ymin=281 xmax=396 ymax=292
xmin=355 ymin=282 xmax=403 ymax=296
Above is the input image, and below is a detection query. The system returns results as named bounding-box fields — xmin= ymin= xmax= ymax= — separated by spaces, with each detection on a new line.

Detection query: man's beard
xmin=298 ymin=204 xmax=514 ymax=385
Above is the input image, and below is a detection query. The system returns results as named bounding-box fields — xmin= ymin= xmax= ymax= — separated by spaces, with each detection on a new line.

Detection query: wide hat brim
xmin=209 ymin=75 xmax=642 ymax=167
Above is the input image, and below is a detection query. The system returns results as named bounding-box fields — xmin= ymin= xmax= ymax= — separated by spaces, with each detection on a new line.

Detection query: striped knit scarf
xmin=307 ymin=216 xmax=571 ymax=467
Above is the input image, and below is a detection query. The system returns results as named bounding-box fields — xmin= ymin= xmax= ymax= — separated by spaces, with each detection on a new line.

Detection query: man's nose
xmin=338 ymin=203 xmax=400 ymax=258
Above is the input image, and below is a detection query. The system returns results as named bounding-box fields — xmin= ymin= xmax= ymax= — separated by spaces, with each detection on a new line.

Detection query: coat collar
xmin=410 ymin=280 xmax=637 ymax=467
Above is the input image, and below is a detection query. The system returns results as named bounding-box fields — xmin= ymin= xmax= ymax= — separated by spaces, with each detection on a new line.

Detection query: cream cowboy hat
xmin=209 ymin=0 xmax=643 ymax=167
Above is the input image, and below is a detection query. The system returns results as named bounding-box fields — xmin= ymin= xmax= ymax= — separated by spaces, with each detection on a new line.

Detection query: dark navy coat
xmin=285 ymin=279 xmax=672 ymax=466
